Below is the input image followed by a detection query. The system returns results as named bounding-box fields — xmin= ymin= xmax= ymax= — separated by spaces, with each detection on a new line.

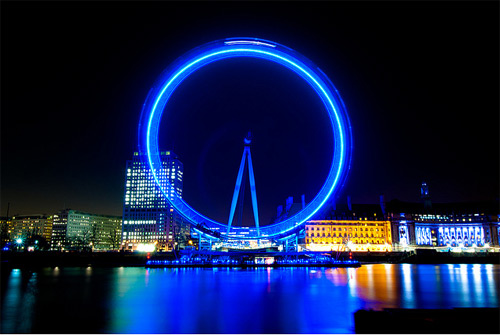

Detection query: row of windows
xmin=123 ymin=238 xmax=174 ymax=243
xmin=307 ymin=233 xmax=385 ymax=238
xmin=307 ymin=221 xmax=387 ymax=226
xmin=414 ymin=218 xmax=485 ymax=222
xmin=123 ymin=220 xmax=156 ymax=224
xmin=307 ymin=239 xmax=386 ymax=244
xmin=307 ymin=226 xmax=384 ymax=232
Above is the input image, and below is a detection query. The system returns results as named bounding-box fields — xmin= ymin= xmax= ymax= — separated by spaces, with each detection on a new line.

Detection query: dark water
xmin=1 ymin=264 xmax=499 ymax=333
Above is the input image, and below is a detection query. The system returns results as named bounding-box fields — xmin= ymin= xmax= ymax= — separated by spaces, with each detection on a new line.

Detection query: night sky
xmin=2 ymin=2 xmax=498 ymax=225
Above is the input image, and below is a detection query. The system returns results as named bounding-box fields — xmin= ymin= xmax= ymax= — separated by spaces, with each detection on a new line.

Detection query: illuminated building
xmin=10 ymin=214 xmax=53 ymax=244
xmin=305 ymin=197 xmax=392 ymax=252
xmin=122 ymin=151 xmax=188 ymax=251
xmin=388 ymin=200 xmax=499 ymax=250
xmin=305 ymin=220 xmax=392 ymax=252
xmin=192 ymin=226 xmax=270 ymax=250
xmin=387 ymin=183 xmax=499 ymax=250
xmin=0 ymin=217 xmax=13 ymax=248
xmin=92 ymin=215 xmax=123 ymax=251
xmin=50 ymin=210 xmax=122 ymax=251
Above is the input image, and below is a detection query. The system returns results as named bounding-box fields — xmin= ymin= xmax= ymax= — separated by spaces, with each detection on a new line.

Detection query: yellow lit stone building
xmin=305 ymin=219 xmax=392 ymax=251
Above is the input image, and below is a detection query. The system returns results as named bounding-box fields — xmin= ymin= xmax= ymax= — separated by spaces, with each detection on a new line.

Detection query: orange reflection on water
xmin=348 ymin=264 xmax=400 ymax=307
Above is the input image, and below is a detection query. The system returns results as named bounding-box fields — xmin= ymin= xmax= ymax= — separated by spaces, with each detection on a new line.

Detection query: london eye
xmin=138 ymin=37 xmax=353 ymax=243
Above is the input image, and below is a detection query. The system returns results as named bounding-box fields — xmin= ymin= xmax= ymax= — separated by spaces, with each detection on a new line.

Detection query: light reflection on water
xmin=1 ymin=269 xmax=37 ymax=333
xmin=1 ymin=264 xmax=499 ymax=333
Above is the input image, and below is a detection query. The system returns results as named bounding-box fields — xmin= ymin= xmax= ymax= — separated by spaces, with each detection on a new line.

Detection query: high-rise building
xmin=50 ymin=209 xmax=122 ymax=251
xmin=121 ymin=151 xmax=188 ymax=252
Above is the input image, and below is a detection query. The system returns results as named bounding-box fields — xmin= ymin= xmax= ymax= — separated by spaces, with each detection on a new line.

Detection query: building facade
xmin=387 ymin=200 xmax=499 ymax=251
xmin=122 ymin=151 xmax=188 ymax=252
xmin=387 ymin=183 xmax=500 ymax=251
xmin=305 ymin=183 xmax=499 ymax=252
xmin=0 ymin=217 xmax=13 ymax=248
xmin=50 ymin=209 xmax=122 ymax=251
xmin=10 ymin=214 xmax=53 ymax=244
xmin=304 ymin=197 xmax=392 ymax=252
xmin=305 ymin=220 xmax=392 ymax=252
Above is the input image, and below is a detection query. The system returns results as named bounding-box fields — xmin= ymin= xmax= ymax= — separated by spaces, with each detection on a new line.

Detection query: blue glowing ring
xmin=139 ymin=38 xmax=352 ymax=240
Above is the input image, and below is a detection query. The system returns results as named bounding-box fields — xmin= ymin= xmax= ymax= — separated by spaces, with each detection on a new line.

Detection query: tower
xmin=421 ymin=182 xmax=432 ymax=211
xmin=122 ymin=151 xmax=185 ymax=251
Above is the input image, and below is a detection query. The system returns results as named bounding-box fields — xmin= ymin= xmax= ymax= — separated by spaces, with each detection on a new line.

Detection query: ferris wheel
xmin=138 ymin=37 xmax=353 ymax=241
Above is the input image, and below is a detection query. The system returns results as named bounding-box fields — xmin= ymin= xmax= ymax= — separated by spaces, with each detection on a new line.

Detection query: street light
xmin=15 ymin=238 xmax=23 ymax=251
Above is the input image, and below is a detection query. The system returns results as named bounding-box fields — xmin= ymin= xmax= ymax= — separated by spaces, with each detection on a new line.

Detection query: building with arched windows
xmin=387 ymin=199 xmax=499 ymax=251
xmin=303 ymin=192 xmax=499 ymax=252
xmin=304 ymin=197 xmax=392 ymax=252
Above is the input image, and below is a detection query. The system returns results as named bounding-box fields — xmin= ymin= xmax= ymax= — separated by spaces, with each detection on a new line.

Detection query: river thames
xmin=1 ymin=264 xmax=499 ymax=333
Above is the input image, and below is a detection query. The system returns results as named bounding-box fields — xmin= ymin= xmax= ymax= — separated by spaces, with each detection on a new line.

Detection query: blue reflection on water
xmin=401 ymin=263 xmax=416 ymax=308
xmin=1 ymin=264 xmax=499 ymax=333
xmin=1 ymin=269 xmax=37 ymax=333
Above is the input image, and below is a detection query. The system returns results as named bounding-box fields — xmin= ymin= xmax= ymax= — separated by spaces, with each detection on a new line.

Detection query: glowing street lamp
xmin=14 ymin=238 xmax=24 ymax=251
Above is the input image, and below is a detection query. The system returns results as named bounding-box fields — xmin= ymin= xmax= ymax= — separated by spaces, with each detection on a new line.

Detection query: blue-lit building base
xmin=192 ymin=226 xmax=305 ymax=252
xmin=145 ymin=250 xmax=360 ymax=268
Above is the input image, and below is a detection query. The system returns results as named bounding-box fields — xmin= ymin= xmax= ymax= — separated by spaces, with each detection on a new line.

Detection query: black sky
xmin=2 ymin=1 xmax=498 ymax=224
